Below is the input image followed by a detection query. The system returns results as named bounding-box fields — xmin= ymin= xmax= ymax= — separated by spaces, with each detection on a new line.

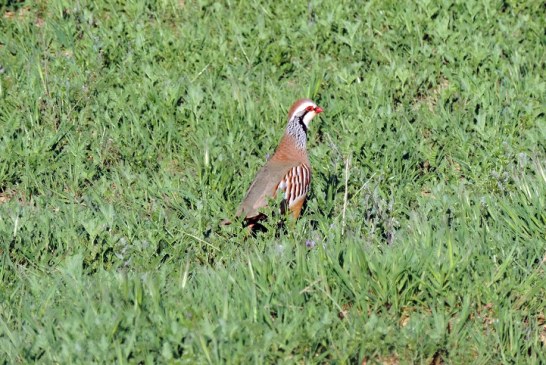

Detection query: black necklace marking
xmin=297 ymin=110 xmax=310 ymax=133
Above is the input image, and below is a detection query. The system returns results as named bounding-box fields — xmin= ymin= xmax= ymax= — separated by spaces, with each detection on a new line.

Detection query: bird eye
xmin=306 ymin=105 xmax=315 ymax=112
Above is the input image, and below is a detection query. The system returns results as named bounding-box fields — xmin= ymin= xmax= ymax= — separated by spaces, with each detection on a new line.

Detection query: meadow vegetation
xmin=0 ymin=0 xmax=545 ymax=363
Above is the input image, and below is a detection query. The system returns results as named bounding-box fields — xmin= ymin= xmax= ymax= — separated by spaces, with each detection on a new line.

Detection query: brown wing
xmin=236 ymin=160 xmax=299 ymax=219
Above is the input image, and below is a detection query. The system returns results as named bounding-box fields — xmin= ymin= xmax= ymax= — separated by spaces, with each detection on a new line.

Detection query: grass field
xmin=1 ymin=0 xmax=545 ymax=363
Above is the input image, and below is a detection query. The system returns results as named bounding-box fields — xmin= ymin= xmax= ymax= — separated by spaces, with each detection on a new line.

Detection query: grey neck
xmin=285 ymin=116 xmax=307 ymax=150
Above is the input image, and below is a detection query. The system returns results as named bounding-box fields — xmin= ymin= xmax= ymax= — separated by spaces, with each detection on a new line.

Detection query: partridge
xmin=236 ymin=98 xmax=323 ymax=228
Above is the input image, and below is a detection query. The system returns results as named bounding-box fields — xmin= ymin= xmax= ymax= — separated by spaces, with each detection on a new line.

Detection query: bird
xmin=235 ymin=98 xmax=323 ymax=230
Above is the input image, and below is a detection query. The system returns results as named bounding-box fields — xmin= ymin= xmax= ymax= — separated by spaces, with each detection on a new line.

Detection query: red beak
xmin=314 ymin=106 xmax=323 ymax=113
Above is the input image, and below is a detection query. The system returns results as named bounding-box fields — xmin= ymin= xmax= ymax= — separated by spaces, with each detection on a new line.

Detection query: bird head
xmin=288 ymin=99 xmax=323 ymax=128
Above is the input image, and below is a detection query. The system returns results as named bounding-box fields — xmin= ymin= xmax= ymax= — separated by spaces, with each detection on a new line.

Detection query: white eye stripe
xmin=293 ymin=103 xmax=316 ymax=116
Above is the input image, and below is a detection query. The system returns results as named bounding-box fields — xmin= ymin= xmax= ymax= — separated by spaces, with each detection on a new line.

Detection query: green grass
xmin=1 ymin=0 xmax=545 ymax=363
